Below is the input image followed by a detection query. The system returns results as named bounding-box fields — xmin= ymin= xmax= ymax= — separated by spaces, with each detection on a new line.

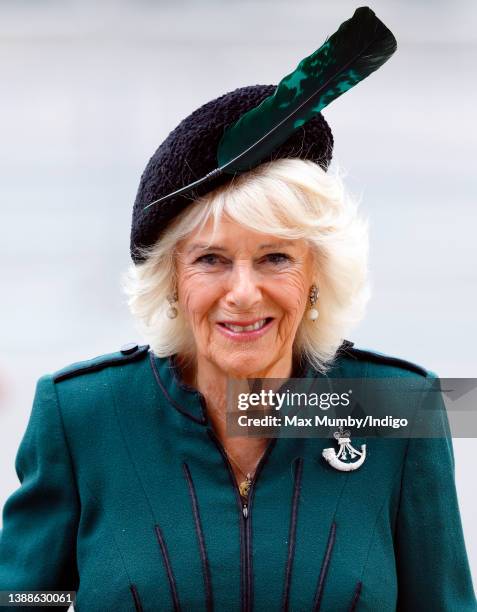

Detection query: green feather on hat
xmin=144 ymin=6 xmax=397 ymax=211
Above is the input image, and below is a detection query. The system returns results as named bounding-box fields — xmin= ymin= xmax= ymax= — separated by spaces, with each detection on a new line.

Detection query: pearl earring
xmin=166 ymin=290 xmax=178 ymax=319
xmin=307 ymin=284 xmax=319 ymax=321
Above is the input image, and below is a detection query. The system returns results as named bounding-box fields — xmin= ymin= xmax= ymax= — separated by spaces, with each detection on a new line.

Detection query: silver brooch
xmin=322 ymin=426 xmax=366 ymax=471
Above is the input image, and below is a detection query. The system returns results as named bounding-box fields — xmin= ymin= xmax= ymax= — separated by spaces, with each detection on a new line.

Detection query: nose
xmin=224 ymin=260 xmax=262 ymax=310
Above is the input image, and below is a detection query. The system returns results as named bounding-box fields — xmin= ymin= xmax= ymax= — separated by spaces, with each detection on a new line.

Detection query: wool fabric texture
xmin=130 ymin=84 xmax=334 ymax=263
xmin=1 ymin=346 xmax=476 ymax=610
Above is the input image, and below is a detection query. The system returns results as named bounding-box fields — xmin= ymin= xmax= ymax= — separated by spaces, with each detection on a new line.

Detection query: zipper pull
xmin=242 ymin=503 xmax=248 ymax=519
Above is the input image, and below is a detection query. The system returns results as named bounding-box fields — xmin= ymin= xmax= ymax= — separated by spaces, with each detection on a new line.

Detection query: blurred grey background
xmin=1 ymin=0 xmax=476 ymax=589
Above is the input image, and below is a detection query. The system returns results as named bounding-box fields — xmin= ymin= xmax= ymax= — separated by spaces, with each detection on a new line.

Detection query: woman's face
xmin=175 ymin=215 xmax=315 ymax=378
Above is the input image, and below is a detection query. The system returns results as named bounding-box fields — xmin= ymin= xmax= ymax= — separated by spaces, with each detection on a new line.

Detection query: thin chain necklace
xmin=212 ymin=406 xmax=268 ymax=499
xmin=188 ymin=368 xmax=268 ymax=499
xmin=223 ymin=447 xmax=266 ymax=499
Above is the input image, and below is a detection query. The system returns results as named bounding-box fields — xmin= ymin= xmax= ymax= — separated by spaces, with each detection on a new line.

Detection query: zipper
xmin=206 ymin=428 xmax=276 ymax=612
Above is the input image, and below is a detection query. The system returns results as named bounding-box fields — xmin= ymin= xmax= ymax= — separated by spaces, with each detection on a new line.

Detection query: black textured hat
xmin=130 ymin=7 xmax=396 ymax=263
xmin=130 ymin=84 xmax=333 ymax=263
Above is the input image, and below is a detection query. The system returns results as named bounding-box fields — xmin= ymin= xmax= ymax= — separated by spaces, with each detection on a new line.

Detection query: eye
xmin=264 ymin=252 xmax=292 ymax=265
xmin=194 ymin=253 xmax=222 ymax=265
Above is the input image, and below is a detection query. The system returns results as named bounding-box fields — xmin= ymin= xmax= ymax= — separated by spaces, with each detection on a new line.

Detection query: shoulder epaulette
xmin=338 ymin=343 xmax=428 ymax=377
xmin=53 ymin=343 xmax=150 ymax=383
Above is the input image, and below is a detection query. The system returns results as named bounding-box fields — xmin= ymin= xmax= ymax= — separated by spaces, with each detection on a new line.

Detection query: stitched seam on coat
xmin=356 ymin=464 xmax=407 ymax=600
xmin=129 ymin=583 xmax=144 ymax=612
xmin=313 ymin=521 xmax=337 ymax=611
xmin=50 ymin=376 xmax=82 ymax=509
xmin=183 ymin=462 xmax=213 ymax=612
xmin=247 ymin=437 xmax=278 ymax=612
xmin=154 ymin=524 xmax=182 ymax=612
xmin=106 ymin=366 xmax=184 ymax=605
xmin=348 ymin=581 xmax=362 ymax=611
xmin=392 ymin=377 xmax=431 ymax=542
xmin=46 ymin=376 xmax=81 ymax=589
xmin=206 ymin=428 xmax=246 ymax=612
xmin=281 ymin=456 xmax=304 ymax=612
xmin=311 ymin=406 xmax=356 ymax=612
xmin=83 ymin=480 xmax=145 ymax=610
xmin=107 ymin=367 xmax=159 ymax=522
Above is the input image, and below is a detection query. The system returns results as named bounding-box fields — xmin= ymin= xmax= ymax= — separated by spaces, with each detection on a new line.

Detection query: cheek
xmin=178 ymin=270 xmax=221 ymax=321
xmin=268 ymin=272 xmax=308 ymax=318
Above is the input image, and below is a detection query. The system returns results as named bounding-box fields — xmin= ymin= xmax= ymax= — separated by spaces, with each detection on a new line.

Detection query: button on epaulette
xmin=120 ymin=342 xmax=139 ymax=355
xmin=53 ymin=344 xmax=150 ymax=383
xmin=339 ymin=344 xmax=428 ymax=377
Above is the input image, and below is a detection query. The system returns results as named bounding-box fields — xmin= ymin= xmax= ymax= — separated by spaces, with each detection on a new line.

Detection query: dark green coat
xmin=0 ymin=343 xmax=475 ymax=611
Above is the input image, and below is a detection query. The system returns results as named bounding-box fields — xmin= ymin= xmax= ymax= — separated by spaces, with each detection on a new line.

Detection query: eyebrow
xmin=185 ymin=241 xmax=295 ymax=255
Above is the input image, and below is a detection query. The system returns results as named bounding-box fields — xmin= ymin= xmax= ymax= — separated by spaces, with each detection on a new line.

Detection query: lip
xmin=215 ymin=317 xmax=275 ymax=341
xmin=218 ymin=318 xmax=269 ymax=326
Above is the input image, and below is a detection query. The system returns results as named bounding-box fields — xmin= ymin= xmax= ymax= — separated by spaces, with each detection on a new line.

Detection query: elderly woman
xmin=1 ymin=8 xmax=476 ymax=612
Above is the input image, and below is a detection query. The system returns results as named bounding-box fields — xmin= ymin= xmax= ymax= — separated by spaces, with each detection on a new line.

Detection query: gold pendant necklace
xmin=199 ymin=393 xmax=268 ymax=499
xmin=238 ymin=473 xmax=253 ymax=498
xmin=224 ymin=449 xmax=265 ymax=499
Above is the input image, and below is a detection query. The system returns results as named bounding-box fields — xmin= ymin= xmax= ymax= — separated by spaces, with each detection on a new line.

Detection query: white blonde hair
xmin=121 ymin=158 xmax=370 ymax=373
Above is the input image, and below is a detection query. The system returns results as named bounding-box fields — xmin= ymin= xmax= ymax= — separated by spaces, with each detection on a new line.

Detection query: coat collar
xmin=149 ymin=351 xmax=208 ymax=425
xmin=148 ymin=350 xmax=321 ymax=425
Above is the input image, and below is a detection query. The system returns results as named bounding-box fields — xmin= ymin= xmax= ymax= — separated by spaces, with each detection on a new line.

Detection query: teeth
xmin=223 ymin=319 xmax=268 ymax=332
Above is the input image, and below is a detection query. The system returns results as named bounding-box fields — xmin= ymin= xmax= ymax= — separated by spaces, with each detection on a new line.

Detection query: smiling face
xmin=175 ymin=214 xmax=316 ymax=378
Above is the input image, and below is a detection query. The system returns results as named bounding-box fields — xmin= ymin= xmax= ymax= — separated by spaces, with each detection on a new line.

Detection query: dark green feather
xmin=143 ymin=6 xmax=396 ymax=210
xmin=217 ymin=6 xmax=397 ymax=172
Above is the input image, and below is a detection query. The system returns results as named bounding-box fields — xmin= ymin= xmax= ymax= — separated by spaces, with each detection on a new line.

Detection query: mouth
xmin=216 ymin=317 xmax=275 ymax=339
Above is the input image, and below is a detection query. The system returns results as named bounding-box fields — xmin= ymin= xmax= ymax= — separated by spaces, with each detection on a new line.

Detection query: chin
xmin=218 ymin=354 xmax=270 ymax=379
